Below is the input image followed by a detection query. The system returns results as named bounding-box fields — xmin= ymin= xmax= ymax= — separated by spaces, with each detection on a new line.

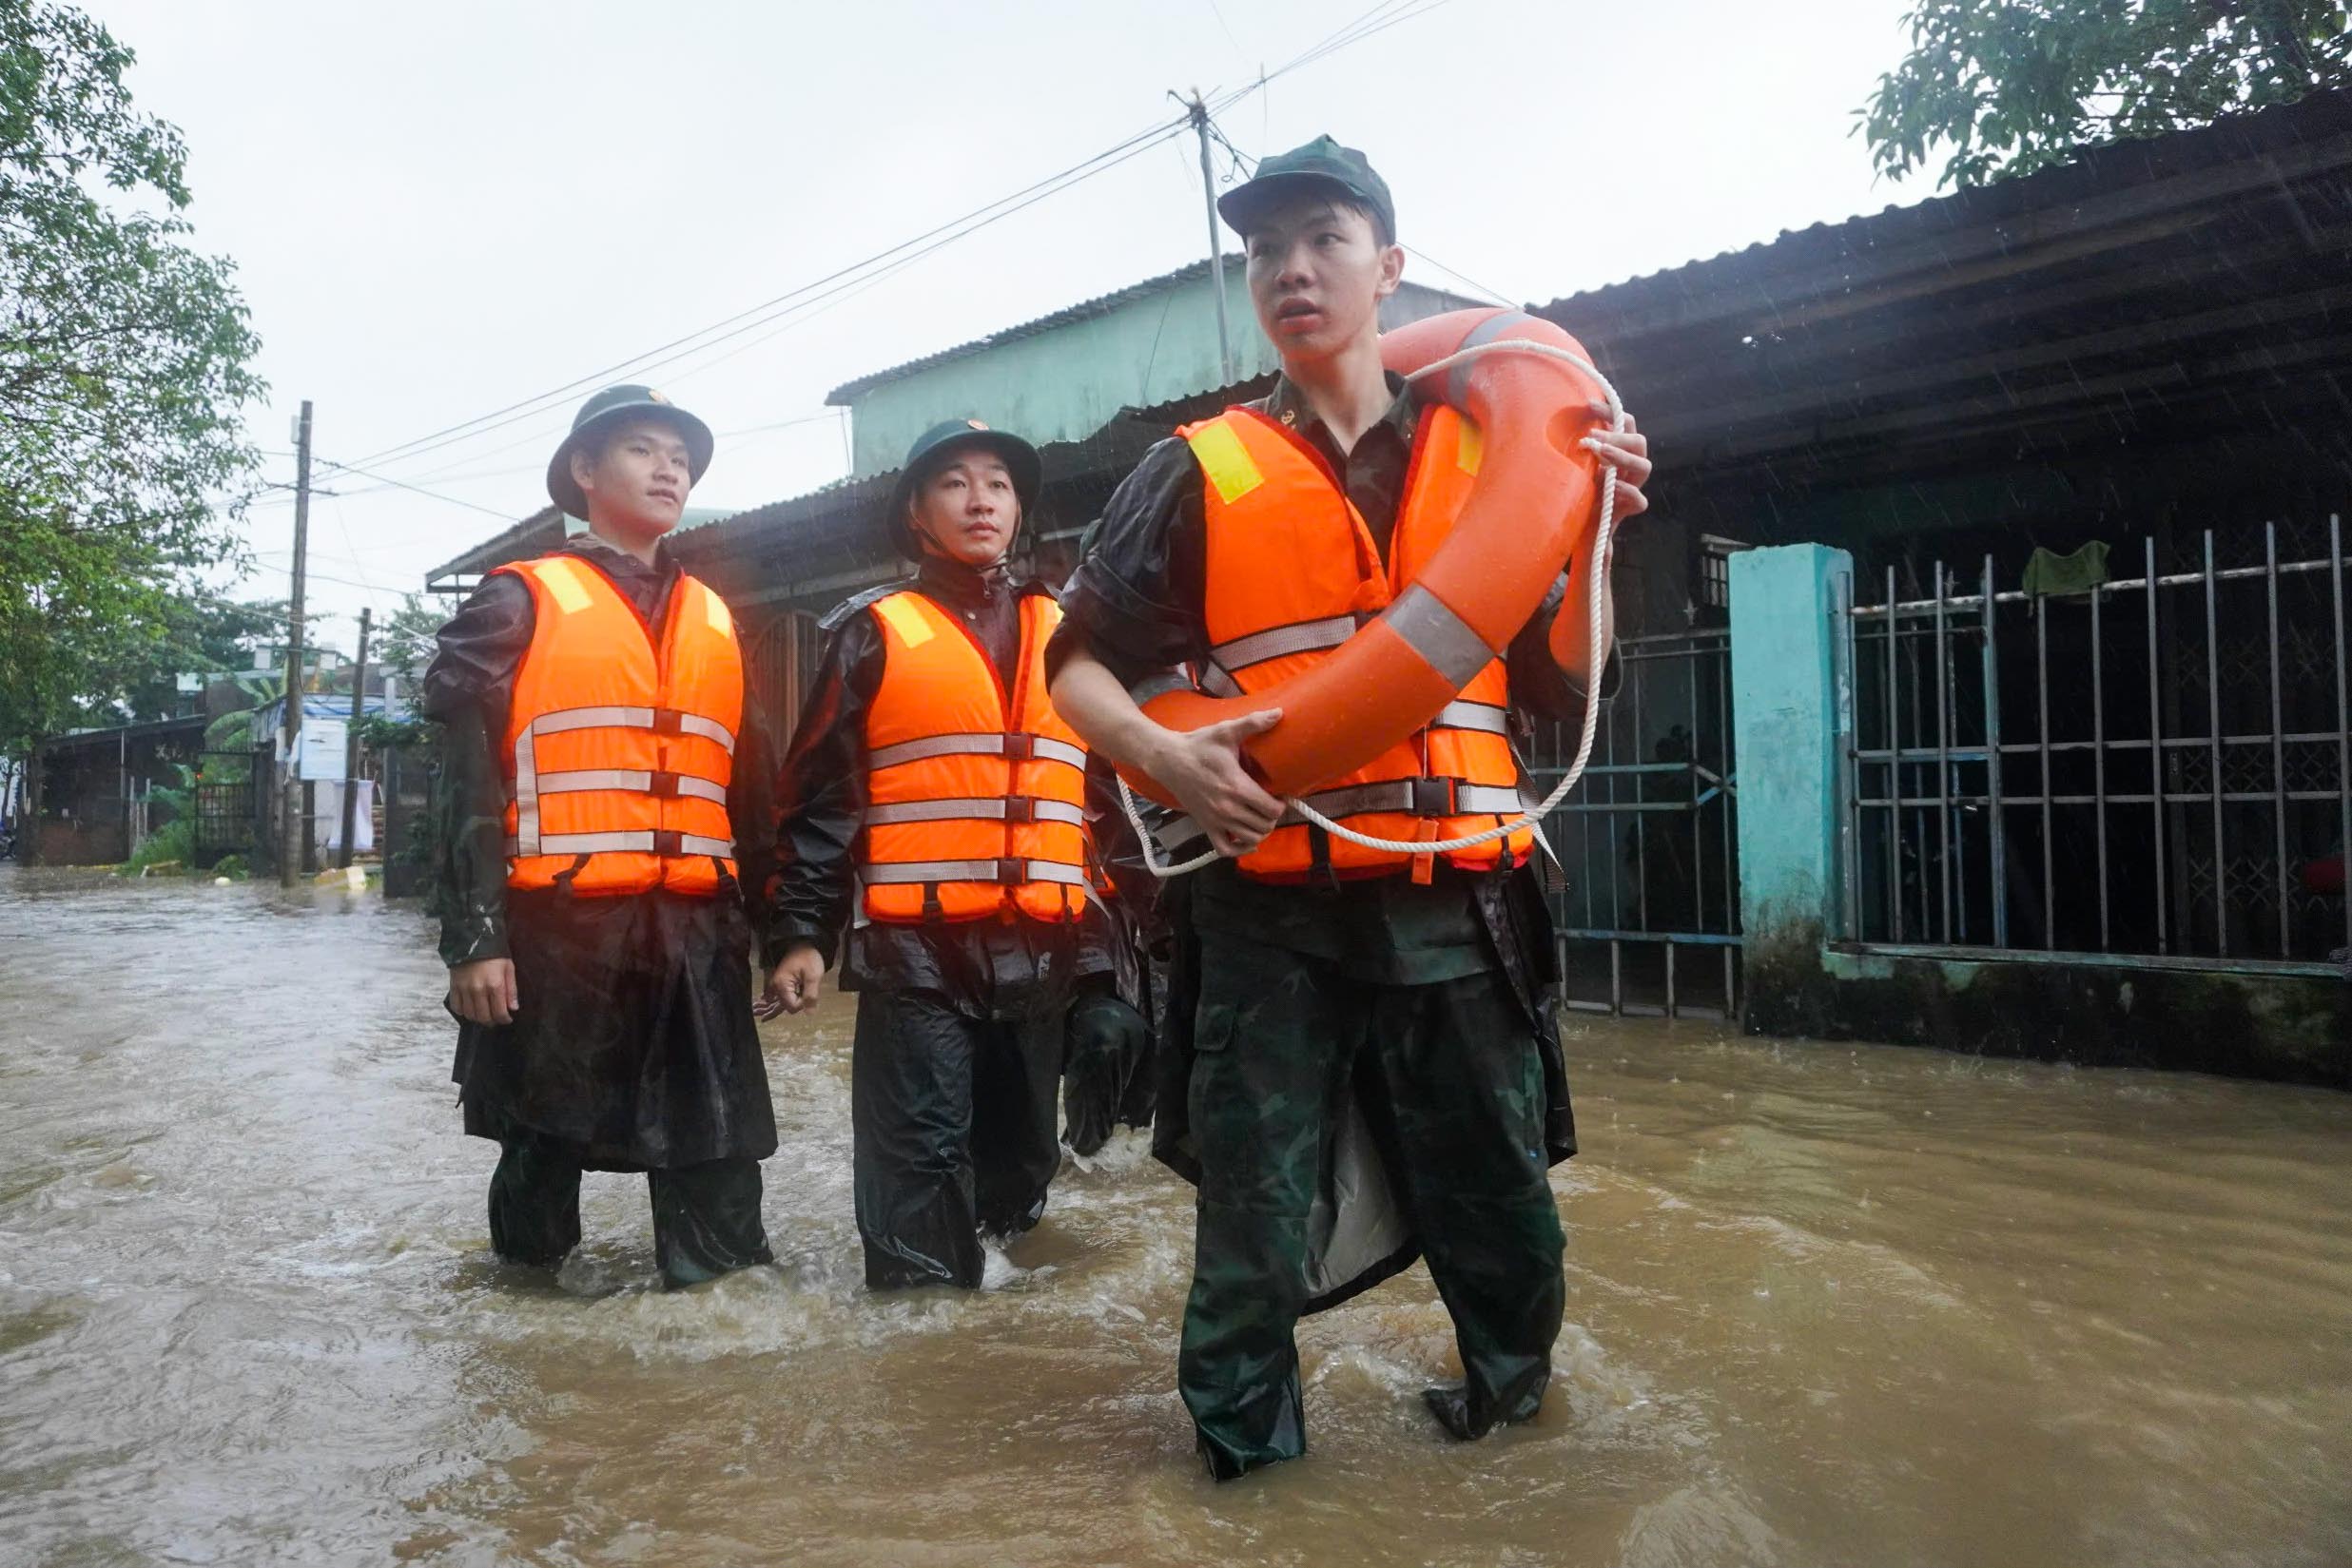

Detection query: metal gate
xmin=1837 ymin=517 xmax=2350 ymax=968
xmin=192 ymin=748 xmax=263 ymax=866
xmin=1535 ymin=629 xmax=1741 ymax=1017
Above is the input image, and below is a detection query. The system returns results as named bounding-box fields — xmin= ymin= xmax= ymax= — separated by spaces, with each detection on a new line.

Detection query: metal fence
xmin=193 ymin=748 xmax=264 ymax=867
xmin=1534 ymin=628 xmax=1740 ymax=1016
xmin=1838 ymin=517 xmax=2350 ymax=968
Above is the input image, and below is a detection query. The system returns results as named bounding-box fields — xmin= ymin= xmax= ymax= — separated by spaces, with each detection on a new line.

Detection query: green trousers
xmin=1177 ymin=936 xmax=1565 ymax=1479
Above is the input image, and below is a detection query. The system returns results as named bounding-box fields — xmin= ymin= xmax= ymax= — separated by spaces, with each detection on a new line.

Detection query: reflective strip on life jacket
xmin=1157 ymin=780 xmax=1531 ymax=858
xmin=505 ymin=830 xmax=736 ymax=859
xmin=1204 ymin=613 xmax=1361 ymax=686
xmin=861 ymin=858 xmax=1093 ymax=890
xmin=866 ymin=730 xmax=1086 ymax=772
xmin=864 ymin=796 xmax=1087 ymax=827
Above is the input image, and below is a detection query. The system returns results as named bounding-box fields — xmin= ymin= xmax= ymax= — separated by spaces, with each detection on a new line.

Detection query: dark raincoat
xmin=423 ymin=536 xmax=781 ymax=1174
xmin=770 ymin=556 xmax=1141 ymax=1287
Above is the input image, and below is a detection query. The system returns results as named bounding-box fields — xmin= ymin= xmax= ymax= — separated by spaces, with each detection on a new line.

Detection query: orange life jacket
xmin=495 ymin=552 xmax=743 ymax=898
xmin=859 ymin=587 xmax=1095 ymax=923
xmin=1166 ymin=401 xmax=1534 ymax=882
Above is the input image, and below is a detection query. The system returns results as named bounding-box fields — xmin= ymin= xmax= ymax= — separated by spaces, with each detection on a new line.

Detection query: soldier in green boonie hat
xmin=1048 ymin=136 xmax=1657 ymax=1480
xmin=545 ymin=382 xmax=715 ymax=522
xmin=422 ymin=383 xmax=786 ymax=1293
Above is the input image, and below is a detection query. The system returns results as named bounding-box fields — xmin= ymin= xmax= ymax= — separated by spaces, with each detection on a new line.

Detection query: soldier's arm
xmin=420 ymin=573 xmax=535 ymax=1020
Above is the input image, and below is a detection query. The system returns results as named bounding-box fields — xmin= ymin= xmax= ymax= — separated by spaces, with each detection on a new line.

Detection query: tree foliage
xmin=0 ymin=1 xmax=264 ymax=754
xmin=373 ymin=591 xmax=448 ymax=685
xmin=1861 ymin=0 xmax=2352 ymax=188
xmin=116 ymin=594 xmax=291 ymax=721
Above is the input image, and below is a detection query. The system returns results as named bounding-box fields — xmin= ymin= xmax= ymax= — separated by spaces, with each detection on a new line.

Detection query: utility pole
xmin=337 ymin=606 xmax=370 ymax=871
xmin=1186 ymin=91 xmax=1236 ymax=387
xmin=278 ymin=399 xmax=313 ymax=887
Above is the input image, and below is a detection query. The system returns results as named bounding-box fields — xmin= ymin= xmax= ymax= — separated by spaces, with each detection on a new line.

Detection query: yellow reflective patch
xmin=535 ymin=557 xmax=593 ymax=614
xmin=873 ymin=592 xmax=935 ymax=649
xmin=1454 ymin=418 xmax=1484 ymax=476
xmin=701 ymin=585 xmax=732 ymax=635
xmin=1187 ymin=419 xmax=1264 ymax=505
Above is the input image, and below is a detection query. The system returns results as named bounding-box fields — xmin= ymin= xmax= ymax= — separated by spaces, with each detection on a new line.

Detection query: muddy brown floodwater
xmin=3 ymin=865 xmax=2349 ymax=1566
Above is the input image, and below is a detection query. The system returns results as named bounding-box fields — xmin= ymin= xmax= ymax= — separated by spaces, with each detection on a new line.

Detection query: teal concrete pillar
xmin=1730 ymin=543 xmax=1852 ymax=1030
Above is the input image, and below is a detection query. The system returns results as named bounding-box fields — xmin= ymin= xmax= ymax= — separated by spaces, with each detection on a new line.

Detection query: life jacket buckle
xmin=1408 ymin=777 xmax=1458 ymax=816
xmin=991 ymin=858 xmax=1028 ymax=885
xmin=650 ymin=770 xmax=684 ymax=799
xmin=1001 ymin=732 xmax=1036 ymax=762
xmin=651 ymin=707 xmax=688 ymax=737
xmin=651 ymin=829 xmax=684 ymax=857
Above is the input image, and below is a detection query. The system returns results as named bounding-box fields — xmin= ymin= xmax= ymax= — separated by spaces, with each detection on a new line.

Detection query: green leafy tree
xmin=0 ymin=1 xmax=265 ymax=756
xmin=117 ymin=594 xmax=292 ymax=721
xmin=1862 ymin=0 xmax=2352 ymax=188
xmin=373 ymin=591 xmax=447 ymax=685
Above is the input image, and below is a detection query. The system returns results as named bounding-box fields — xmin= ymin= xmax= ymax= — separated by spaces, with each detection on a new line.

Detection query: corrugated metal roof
xmin=825 ymin=257 xmax=1242 ymax=406
xmin=1535 ymin=87 xmax=2352 ymax=330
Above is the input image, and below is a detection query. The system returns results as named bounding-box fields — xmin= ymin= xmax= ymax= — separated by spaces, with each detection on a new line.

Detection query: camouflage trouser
xmin=1177 ymin=935 xmax=1565 ymax=1478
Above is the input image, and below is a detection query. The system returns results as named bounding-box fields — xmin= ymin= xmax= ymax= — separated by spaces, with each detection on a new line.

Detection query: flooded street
xmin=3 ymin=867 xmax=2348 ymax=1567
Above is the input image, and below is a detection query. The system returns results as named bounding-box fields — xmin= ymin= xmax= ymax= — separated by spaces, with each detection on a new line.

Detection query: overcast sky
xmin=87 ymin=0 xmax=1931 ymax=656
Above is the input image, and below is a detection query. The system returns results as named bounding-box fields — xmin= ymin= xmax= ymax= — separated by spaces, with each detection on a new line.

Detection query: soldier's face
xmin=573 ymin=417 xmax=692 ymax=534
xmin=1244 ymin=197 xmax=1401 ymax=367
xmin=908 ymin=448 xmax=1019 ymax=568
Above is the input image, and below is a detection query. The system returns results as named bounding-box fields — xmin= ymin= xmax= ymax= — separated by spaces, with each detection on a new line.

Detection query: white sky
xmin=86 ymin=0 xmax=1932 ymax=656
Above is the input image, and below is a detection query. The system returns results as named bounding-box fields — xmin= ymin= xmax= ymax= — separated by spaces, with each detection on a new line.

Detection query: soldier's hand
xmin=448 ymin=958 xmax=518 ymax=1026
xmin=760 ymin=944 xmax=826 ymax=1018
xmin=1146 ymin=708 xmax=1286 ymax=858
xmin=1582 ymin=408 xmax=1650 ymax=520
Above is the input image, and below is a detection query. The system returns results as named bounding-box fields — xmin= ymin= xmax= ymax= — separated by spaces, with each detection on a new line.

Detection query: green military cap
xmin=1216 ymin=134 xmax=1395 ymax=241
xmin=546 ymin=384 xmax=714 ymax=519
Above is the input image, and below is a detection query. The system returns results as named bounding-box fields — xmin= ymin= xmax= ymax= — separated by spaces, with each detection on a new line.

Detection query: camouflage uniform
xmin=1178 ymin=930 xmax=1564 ymax=1475
xmin=1051 ymin=376 xmax=1602 ymax=1479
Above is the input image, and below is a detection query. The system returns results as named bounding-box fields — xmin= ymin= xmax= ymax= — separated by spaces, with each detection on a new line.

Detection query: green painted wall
xmin=844 ymin=266 xmax=1478 ymax=475
xmin=1730 ymin=542 xmax=1851 ymax=952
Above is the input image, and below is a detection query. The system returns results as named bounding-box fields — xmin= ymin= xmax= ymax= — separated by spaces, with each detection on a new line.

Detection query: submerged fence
xmin=1534 ymin=628 xmax=1740 ymax=1016
xmin=1838 ymin=517 xmax=2350 ymax=969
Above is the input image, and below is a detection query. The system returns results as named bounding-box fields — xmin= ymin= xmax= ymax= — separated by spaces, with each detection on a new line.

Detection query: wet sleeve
xmin=1045 ymin=436 xmax=1208 ymax=689
xmin=1507 ymin=566 xmax=1623 ymax=728
xmin=768 ymin=613 xmax=884 ymax=969
xmin=419 ymin=575 xmax=534 ymax=967
xmin=729 ymin=694 xmax=781 ymax=949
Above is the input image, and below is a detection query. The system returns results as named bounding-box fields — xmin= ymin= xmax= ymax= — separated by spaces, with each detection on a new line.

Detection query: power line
xmin=341 ymin=6 xmax=1447 ymax=479
xmin=308 ymin=456 xmax=523 ymax=520
xmin=345 ymin=116 xmax=1195 ymax=474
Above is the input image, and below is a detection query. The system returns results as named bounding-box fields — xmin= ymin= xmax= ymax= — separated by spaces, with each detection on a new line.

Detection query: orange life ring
xmin=1118 ymin=306 xmax=1612 ymax=805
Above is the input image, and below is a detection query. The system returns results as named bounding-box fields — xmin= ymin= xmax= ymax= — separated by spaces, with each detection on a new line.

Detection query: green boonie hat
xmin=1216 ymin=134 xmax=1395 ymax=242
xmin=546 ymin=384 xmax=714 ymax=520
xmin=883 ymin=417 xmax=1043 ymax=560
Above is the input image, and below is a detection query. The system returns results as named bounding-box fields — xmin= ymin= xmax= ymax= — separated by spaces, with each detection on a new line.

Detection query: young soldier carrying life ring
xmin=422 ymin=386 xmax=781 ymax=1291
xmin=765 ymin=420 xmax=1146 ymax=1289
xmin=1047 ymin=139 xmax=1653 ymax=1479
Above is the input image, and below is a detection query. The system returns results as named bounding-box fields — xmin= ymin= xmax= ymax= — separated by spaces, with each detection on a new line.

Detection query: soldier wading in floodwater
xmin=1049 ymin=138 xmax=1652 ymax=1479
xmin=425 ymin=386 xmax=781 ymax=1290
